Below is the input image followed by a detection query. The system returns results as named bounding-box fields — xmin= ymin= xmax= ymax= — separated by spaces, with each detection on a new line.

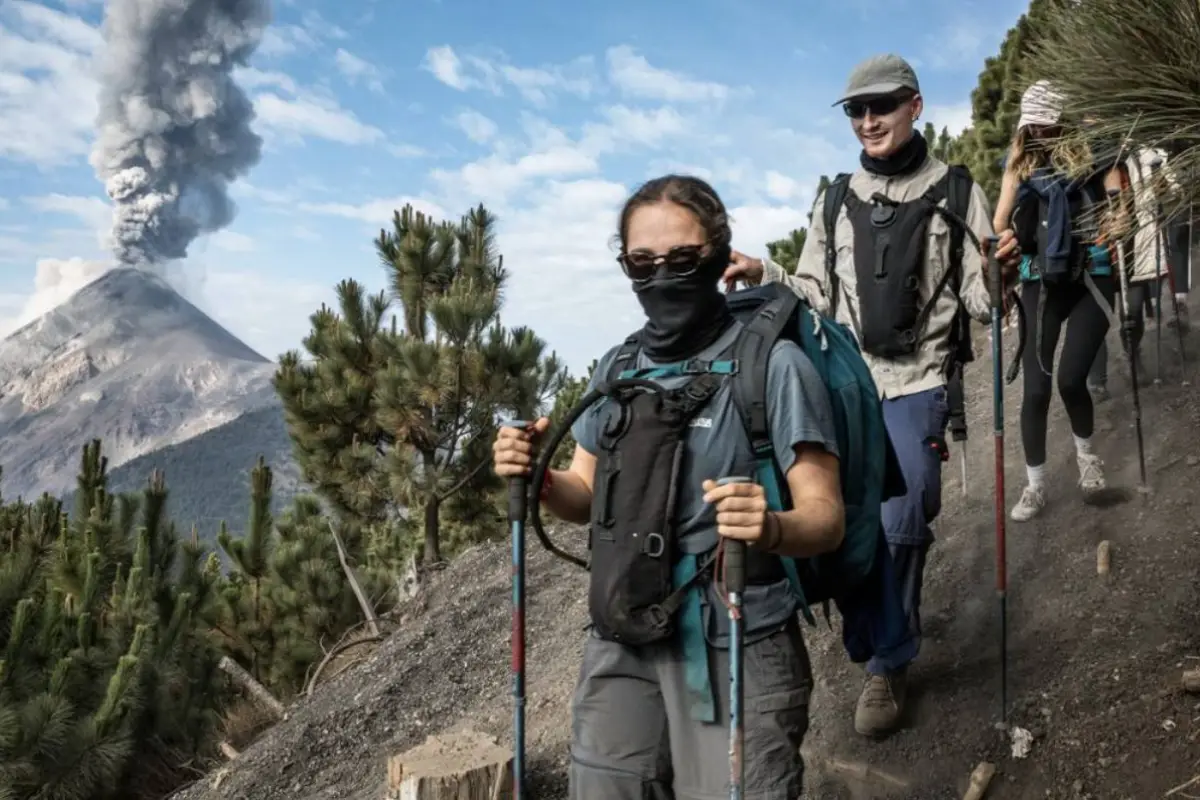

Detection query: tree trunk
xmin=386 ymin=730 xmax=512 ymax=800
xmin=422 ymin=495 xmax=441 ymax=564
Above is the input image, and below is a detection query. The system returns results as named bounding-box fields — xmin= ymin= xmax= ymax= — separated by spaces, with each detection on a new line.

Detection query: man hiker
xmin=722 ymin=53 xmax=1021 ymax=737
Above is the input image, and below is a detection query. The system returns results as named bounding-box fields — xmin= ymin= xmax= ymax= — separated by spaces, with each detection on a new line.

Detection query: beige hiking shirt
xmin=761 ymin=155 xmax=997 ymax=400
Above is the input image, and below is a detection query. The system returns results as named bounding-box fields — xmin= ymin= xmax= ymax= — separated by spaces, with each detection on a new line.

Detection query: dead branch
xmin=218 ymin=656 xmax=284 ymax=719
xmin=305 ymin=631 xmax=382 ymax=697
xmin=963 ymin=762 xmax=996 ymax=800
xmin=219 ymin=741 xmax=239 ymax=761
xmin=328 ymin=521 xmax=380 ymax=638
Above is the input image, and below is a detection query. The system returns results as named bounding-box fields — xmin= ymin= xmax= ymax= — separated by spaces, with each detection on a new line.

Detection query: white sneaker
xmin=1077 ymin=453 xmax=1106 ymax=495
xmin=1011 ymin=485 xmax=1047 ymax=521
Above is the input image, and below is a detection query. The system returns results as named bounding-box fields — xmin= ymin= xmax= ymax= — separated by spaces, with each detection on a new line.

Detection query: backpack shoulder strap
xmin=728 ymin=291 xmax=801 ymax=464
xmin=823 ymin=174 xmax=852 ymax=317
xmin=944 ymin=164 xmax=974 ymax=286
xmin=605 ymin=332 xmax=642 ymax=384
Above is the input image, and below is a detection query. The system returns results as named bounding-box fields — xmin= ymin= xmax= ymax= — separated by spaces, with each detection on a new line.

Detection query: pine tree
xmin=275 ymin=203 xmax=566 ymax=564
xmin=0 ymin=442 xmax=223 ymax=800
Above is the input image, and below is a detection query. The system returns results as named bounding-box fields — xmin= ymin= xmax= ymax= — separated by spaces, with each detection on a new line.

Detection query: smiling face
xmin=846 ymin=91 xmax=922 ymax=159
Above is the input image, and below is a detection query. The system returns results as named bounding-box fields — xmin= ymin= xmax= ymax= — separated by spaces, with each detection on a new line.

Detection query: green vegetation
xmin=0 ymin=200 xmax=571 ymax=799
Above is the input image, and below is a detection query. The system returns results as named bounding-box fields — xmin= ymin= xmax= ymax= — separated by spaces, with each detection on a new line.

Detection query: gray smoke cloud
xmin=89 ymin=0 xmax=271 ymax=267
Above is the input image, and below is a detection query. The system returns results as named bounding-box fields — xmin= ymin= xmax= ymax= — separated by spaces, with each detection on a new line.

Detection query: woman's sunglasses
xmin=842 ymin=93 xmax=912 ymax=120
xmin=617 ymin=242 xmax=710 ymax=282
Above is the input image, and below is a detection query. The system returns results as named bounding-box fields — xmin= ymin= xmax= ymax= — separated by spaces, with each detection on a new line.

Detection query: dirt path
xmin=173 ymin=301 xmax=1200 ymax=800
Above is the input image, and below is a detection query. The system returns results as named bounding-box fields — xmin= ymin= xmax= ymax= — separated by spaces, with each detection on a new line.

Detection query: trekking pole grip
xmin=717 ymin=476 xmax=752 ymax=593
xmin=984 ymin=235 xmax=1002 ymax=310
xmin=506 ymin=420 xmax=531 ymax=523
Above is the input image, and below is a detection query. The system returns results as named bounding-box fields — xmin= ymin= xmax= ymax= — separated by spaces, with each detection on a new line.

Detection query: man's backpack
xmin=820 ymin=165 xmax=976 ymax=476
xmin=723 ymin=282 xmax=907 ymax=621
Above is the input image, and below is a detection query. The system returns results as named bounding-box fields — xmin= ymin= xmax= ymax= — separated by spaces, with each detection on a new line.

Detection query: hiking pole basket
xmin=984 ymin=236 xmax=1009 ymax=724
xmin=505 ymin=419 xmax=532 ymax=799
xmin=715 ymin=476 xmax=750 ymax=800
xmin=1108 ymin=189 xmax=1150 ymax=491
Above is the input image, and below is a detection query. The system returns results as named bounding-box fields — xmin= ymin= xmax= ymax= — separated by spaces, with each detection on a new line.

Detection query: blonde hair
xmin=1006 ymin=125 xmax=1095 ymax=181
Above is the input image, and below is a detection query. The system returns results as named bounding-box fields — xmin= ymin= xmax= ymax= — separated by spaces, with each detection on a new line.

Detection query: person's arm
xmin=960 ymin=181 xmax=1000 ymax=324
xmin=993 ymin=165 xmax=1019 ymax=234
xmin=542 ymin=446 xmax=595 ymax=525
xmin=763 ymin=341 xmax=844 ymax=556
xmin=760 ymin=189 xmax=833 ymax=315
xmin=541 ymin=348 xmax=619 ymax=525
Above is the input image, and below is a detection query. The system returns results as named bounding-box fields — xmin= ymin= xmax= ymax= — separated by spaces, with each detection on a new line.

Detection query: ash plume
xmin=89 ymin=0 xmax=271 ymax=267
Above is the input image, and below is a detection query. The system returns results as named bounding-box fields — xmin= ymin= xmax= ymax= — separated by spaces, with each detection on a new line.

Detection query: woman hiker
xmin=492 ymin=174 xmax=845 ymax=798
xmin=993 ymin=80 xmax=1128 ymax=522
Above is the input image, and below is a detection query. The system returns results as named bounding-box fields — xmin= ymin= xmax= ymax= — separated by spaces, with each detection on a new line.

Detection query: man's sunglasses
xmin=843 ymin=93 xmax=913 ymax=120
xmin=617 ymin=242 xmax=711 ymax=282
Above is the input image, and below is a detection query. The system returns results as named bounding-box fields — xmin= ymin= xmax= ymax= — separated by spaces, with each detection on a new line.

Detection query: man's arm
xmin=760 ymin=189 xmax=833 ymax=315
xmin=960 ymin=181 xmax=1000 ymax=323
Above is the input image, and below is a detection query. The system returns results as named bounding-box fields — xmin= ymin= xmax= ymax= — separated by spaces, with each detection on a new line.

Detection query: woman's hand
xmin=701 ymin=478 xmax=780 ymax=549
xmin=492 ymin=417 xmax=551 ymax=478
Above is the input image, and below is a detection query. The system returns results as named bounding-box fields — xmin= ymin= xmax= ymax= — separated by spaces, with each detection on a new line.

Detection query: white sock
xmin=1176 ymin=293 xmax=1188 ymax=304
xmin=1026 ymin=463 xmax=1046 ymax=489
xmin=1074 ymin=435 xmax=1094 ymax=457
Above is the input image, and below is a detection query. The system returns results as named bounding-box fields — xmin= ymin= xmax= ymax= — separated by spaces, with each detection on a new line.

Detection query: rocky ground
xmin=172 ymin=300 xmax=1200 ymax=800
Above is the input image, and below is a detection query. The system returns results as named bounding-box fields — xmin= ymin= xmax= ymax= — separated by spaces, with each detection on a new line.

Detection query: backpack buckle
xmin=680 ymin=358 xmax=709 ymax=375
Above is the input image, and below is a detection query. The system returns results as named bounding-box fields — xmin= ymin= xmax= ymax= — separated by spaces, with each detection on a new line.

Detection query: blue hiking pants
xmin=866 ymin=386 xmax=948 ymax=675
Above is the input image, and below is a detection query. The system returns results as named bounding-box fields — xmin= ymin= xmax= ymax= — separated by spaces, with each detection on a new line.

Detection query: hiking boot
xmin=1010 ymin=485 xmax=1047 ymax=522
xmin=1089 ymin=383 xmax=1111 ymax=404
xmin=854 ymin=670 xmax=907 ymax=737
xmin=1077 ymin=453 xmax=1106 ymax=495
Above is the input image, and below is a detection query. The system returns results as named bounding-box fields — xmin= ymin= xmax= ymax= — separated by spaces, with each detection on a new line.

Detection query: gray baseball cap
xmin=832 ymin=54 xmax=921 ymax=106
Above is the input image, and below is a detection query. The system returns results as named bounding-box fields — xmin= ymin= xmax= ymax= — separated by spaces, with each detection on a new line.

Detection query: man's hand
xmin=722 ymin=250 xmax=765 ymax=293
xmin=990 ymin=228 xmax=1022 ymax=284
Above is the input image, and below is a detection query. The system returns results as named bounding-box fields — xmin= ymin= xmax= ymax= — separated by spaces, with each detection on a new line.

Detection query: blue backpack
xmin=723 ymin=282 xmax=906 ymax=621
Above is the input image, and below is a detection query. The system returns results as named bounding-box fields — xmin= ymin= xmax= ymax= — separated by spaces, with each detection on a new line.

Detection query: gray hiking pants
xmin=568 ymin=618 xmax=812 ymax=799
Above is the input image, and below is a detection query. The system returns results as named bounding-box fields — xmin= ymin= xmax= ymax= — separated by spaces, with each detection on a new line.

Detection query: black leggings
xmin=1020 ymin=276 xmax=1117 ymax=466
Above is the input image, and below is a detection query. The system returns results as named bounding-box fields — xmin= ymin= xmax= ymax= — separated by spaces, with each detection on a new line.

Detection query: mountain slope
xmin=0 ymin=267 xmax=282 ymax=499
xmin=172 ymin=302 xmax=1200 ymax=799
xmin=59 ymin=405 xmax=304 ymax=538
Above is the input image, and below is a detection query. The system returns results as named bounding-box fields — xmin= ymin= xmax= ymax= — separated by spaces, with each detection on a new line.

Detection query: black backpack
xmin=820 ymin=164 xmax=976 ymax=451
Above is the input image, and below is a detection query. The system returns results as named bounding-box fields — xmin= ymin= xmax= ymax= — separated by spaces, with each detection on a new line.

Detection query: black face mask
xmin=632 ymin=244 xmax=733 ymax=362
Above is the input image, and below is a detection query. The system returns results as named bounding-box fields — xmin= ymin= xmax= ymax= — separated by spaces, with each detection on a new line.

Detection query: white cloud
xmin=334 ymin=48 xmax=384 ymax=93
xmin=257 ymin=9 xmax=347 ymax=59
xmin=924 ymin=103 xmax=973 ymax=136
xmin=24 ymin=193 xmax=111 ymax=232
xmin=299 ymin=196 xmax=449 ymax=225
xmin=0 ymin=198 xmax=9 ymax=210
xmin=253 ymin=92 xmax=384 ymax=145
xmin=0 ymin=256 xmax=113 ymax=336
xmin=0 ymin=2 xmax=100 ymax=166
xmin=454 ymin=110 xmax=498 ymax=144
xmin=765 ymin=171 xmax=801 ymax=202
xmin=605 ymin=45 xmax=733 ymax=103
xmin=422 ymin=45 xmax=594 ymax=105
xmin=423 ymin=45 xmax=470 ymax=90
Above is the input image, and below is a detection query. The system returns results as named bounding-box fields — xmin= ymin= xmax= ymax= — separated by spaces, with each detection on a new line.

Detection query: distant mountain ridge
xmin=0 ymin=267 xmax=299 ymax=514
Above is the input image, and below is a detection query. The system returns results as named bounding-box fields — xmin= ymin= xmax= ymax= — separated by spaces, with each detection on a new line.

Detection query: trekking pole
xmin=1147 ymin=158 xmax=1167 ymax=384
xmin=505 ymin=419 xmax=531 ymax=799
xmin=717 ymin=475 xmax=750 ymax=800
xmin=984 ymin=236 xmax=1008 ymax=724
xmin=1149 ymin=158 xmax=1188 ymax=371
xmin=1107 ymin=189 xmax=1150 ymax=492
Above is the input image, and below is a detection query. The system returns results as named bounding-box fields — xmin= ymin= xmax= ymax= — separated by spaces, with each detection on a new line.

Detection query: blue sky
xmin=0 ymin=0 xmax=1028 ymax=375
